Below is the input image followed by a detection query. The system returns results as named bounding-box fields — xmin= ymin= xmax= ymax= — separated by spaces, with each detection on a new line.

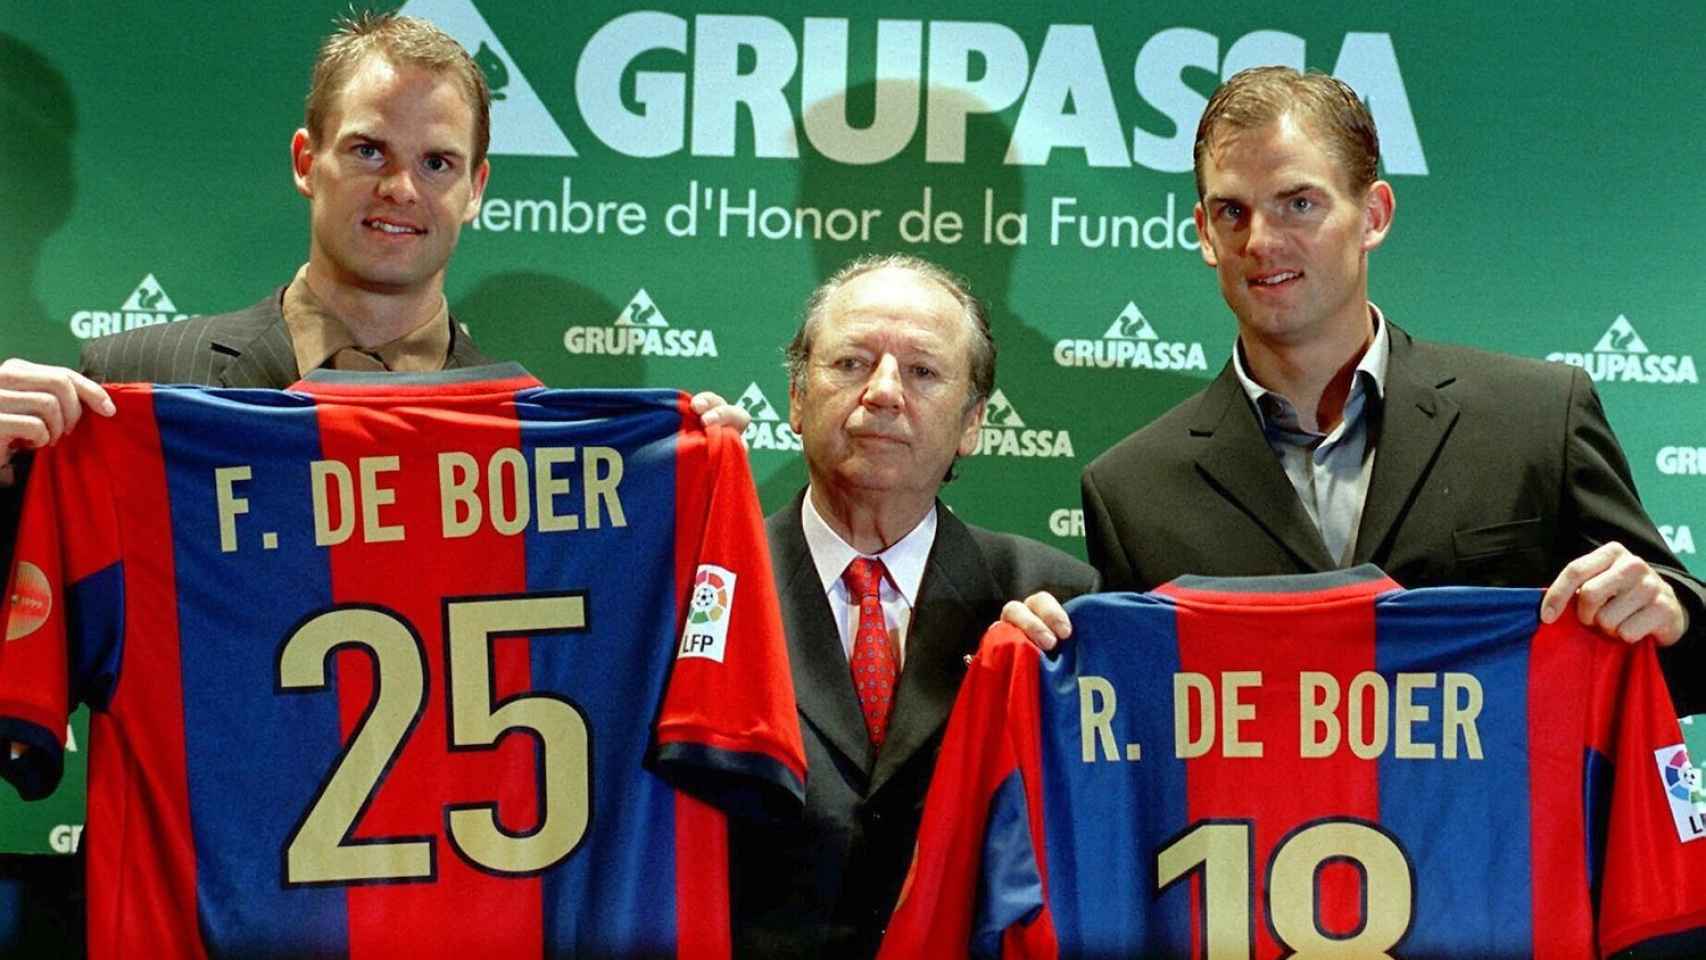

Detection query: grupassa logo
xmin=1547 ymin=315 xmax=1698 ymax=385
xmin=1054 ymin=301 xmax=1208 ymax=373
xmin=68 ymin=274 xmax=195 ymax=339
xmin=736 ymin=382 xmax=803 ymax=453
xmin=562 ymin=289 xmax=719 ymax=358
xmin=403 ymin=0 xmax=1429 ymax=172
xmin=972 ymin=388 xmax=1074 ymax=459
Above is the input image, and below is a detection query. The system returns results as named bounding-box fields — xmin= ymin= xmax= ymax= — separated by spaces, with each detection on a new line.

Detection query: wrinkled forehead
xmin=820 ymin=268 xmax=972 ymax=357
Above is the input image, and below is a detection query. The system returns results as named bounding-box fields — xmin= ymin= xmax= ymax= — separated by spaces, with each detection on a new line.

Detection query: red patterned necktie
xmin=842 ymin=556 xmax=897 ymax=749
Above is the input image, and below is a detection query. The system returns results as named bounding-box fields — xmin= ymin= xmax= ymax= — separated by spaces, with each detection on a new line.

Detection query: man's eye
xmin=910 ymin=365 xmax=937 ymax=380
xmin=354 ymin=144 xmax=381 ymax=161
xmin=424 ymin=156 xmax=452 ymax=174
xmin=1219 ymin=203 xmax=1244 ymax=221
xmin=1290 ymin=196 xmax=1313 ymax=213
xmin=831 ymin=357 xmax=865 ymax=372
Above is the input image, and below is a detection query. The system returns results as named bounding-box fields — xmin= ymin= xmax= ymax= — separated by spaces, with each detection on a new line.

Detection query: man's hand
xmin=689 ymin=390 xmax=751 ymax=433
xmin=1541 ymin=541 xmax=1690 ymax=646
xmin=998 ymin=591 xmax=1073 ymax=652
xmin=1 ymin=359 xmax=115 ymax=478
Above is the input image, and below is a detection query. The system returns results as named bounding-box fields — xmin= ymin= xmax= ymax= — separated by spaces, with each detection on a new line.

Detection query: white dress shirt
xmin=800 ymin=490 xmax=938 ymax=668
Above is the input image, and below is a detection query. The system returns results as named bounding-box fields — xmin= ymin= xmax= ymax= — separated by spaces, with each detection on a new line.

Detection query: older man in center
xmin=729 ymin=255 xmax=1097 ymax=958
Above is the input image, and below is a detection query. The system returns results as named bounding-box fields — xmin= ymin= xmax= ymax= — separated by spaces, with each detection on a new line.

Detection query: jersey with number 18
xmin=0 ymin=364 xmax=805 ymax=959
xmin=880 ymin=567 xmax=1706 ymax=959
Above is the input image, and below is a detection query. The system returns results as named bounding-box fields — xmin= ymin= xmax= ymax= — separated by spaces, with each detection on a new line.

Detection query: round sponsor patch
xmin=689 ymin=569 xmax=729 ymax=624
xmin=6 ymin=561 xmax=53 ymax=641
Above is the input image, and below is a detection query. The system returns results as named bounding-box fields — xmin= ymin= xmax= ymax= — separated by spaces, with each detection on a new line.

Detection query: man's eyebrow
xmin=1275 ymin=182 xmax=1319 ymax=199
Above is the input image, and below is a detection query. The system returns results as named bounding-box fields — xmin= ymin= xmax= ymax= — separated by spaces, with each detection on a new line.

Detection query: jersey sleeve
xmin=0 ymin=410 xmax=128 ymax=800
xmin=652 ymin=411 xmax=806 ymax=820
xmin=1589 ymin=619 xmax=1706 ymax=956
xmin=879 ymin=623 xmax=1058 ymax=960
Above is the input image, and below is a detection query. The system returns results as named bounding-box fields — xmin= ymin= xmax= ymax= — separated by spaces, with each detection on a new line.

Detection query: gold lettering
xmin=311 ymin=460 xmax=354 ymax=547
xmin=1299 ymin=671 xmax=1340 ymax=759
xmin=214 ymin=466 xmax=251 ymax=553
xmin=1078 ymin=675 xmax=1119 ymax=763
xmin=358 ymin=456 xmax=404 ymax=543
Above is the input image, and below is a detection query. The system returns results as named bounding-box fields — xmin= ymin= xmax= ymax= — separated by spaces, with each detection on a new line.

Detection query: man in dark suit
xmin=1005 ymin=66 xmax=1703 ymax=714
xmin=730 ymin=254 xmax=1097 ymax=959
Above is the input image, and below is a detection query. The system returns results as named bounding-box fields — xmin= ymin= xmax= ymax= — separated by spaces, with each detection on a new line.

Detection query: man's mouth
xmin=1250 ymin=271 xmax=1301 ymax=287
xmin=850 ymin=430 xmax=906 ymax=445
xmin=365 ymin=218 xmax=425 ymax=235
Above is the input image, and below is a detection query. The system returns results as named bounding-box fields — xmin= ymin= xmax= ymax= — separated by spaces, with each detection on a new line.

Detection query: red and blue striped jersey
xmin=881 ymin=567 xmax=1706 ymax=959
xmin=0 ymin=365 xmax=805 ymax=959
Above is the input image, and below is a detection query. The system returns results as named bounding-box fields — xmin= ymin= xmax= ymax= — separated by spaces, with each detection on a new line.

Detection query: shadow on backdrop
xmin=453 ymin=272 xmax=639 ymax=390
xmin=0 ymin=33 xmax=76 ymax=358
xmin=0 ymin=35 xmax=84 ymax=960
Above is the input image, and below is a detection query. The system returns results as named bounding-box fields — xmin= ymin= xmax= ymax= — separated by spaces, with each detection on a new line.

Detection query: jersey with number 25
xmin=0 ymin=365 xmax=805 ymax=959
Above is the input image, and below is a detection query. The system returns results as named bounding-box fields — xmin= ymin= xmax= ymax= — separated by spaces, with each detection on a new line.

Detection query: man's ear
xmin=291 ymin=129 xmax=316 ymax=199
xmin=1361 ymin=180 xmax=1396 ymax=253
xmin=462 ymin=159 xmax=491 ymax=223
xmin=956 ymin=397 xmax=987 ymax=457
xmin=1193 ymin=202 xmax=1219 ymax=268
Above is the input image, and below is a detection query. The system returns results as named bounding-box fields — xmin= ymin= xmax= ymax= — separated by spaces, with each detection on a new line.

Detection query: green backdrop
xmin=2 ymin=2 xmax=1701 ymax=853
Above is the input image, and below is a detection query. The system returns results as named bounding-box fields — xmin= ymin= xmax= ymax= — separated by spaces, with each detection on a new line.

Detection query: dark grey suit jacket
xmin=730 ymin=492 xmax=1097 ymax=960
xmin=1082 ymin=321 xmax=1706 ymax=713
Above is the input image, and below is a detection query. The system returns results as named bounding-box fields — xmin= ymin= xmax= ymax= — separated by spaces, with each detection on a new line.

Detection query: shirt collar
xmin=800 ymin=489 xmax=937 ymax=608
xmin=1232 ymin=303 xmax=1391 ymax=435
xmin=282 ymin=264 xmax=453 ymax=374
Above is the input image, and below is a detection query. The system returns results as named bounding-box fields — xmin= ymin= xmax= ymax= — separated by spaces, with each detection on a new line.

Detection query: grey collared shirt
xmin=1232 ymin=308 xmax=1391 ymax=566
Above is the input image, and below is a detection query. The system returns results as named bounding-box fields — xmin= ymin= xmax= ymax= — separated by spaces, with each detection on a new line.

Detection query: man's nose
xmin=862 ymin=354 xmax=904 ymax=408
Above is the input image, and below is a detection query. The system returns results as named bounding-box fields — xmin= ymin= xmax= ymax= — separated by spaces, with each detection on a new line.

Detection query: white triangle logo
xmin=983 ymin=388 xmax=1026 ymax=428
xmin=1593 ymin=315 xmax=1649 ymax=354
xmin=737 ymin=383 xmax=780 ymax=422
xmin=121 ymin=274 xmax=176 ymax=312
xmin=614 ymin=289 xmax=668 ymax=327
xmin=398 ymin=0 xmax=577 ymax=158
xmin=1103 ymin=302 xmax=1158 ymax=341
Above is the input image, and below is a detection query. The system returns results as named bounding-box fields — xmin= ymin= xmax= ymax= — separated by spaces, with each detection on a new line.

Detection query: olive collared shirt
xmin=281 ymin=265 xmax=452 ymax=374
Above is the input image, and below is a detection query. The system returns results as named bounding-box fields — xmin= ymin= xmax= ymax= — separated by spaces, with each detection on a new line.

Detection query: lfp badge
xmin=1655 ymin=744 xmax=1706 ymax=842
xmin=678 ymin=564 xmax=737 ymax=663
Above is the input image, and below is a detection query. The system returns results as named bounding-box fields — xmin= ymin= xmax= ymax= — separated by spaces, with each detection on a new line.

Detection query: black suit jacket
xmin=730 ymin=493 xmax=1097 ymax=959
xmin=1082 ymin=321 xmax=1706 ymax=713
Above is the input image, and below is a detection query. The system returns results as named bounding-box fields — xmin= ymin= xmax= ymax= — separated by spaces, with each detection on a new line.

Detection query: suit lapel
xmin=1191 ymin=365 xmax=1336 ymax=572
xmin=213 ymin=290 xmax=491 ymax=386
xmin=1353 ymin=325 xmax=1460 ymax=565
xmin=870 ymin=505 xmax=988 ymax=795
xmin=445 ymin=318 xmax=492 ymax=369
xmin=768 ymin=498 xmax=877 ymax=779
xmin=214 ymin=292 xmax=300 ymax=388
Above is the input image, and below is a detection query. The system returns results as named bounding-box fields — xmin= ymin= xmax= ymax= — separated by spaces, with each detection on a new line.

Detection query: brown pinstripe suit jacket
xmin=78 ymin=286 xmax=491 ymax=387
xmin=2 ymin=285 xmax=490 ymax=575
